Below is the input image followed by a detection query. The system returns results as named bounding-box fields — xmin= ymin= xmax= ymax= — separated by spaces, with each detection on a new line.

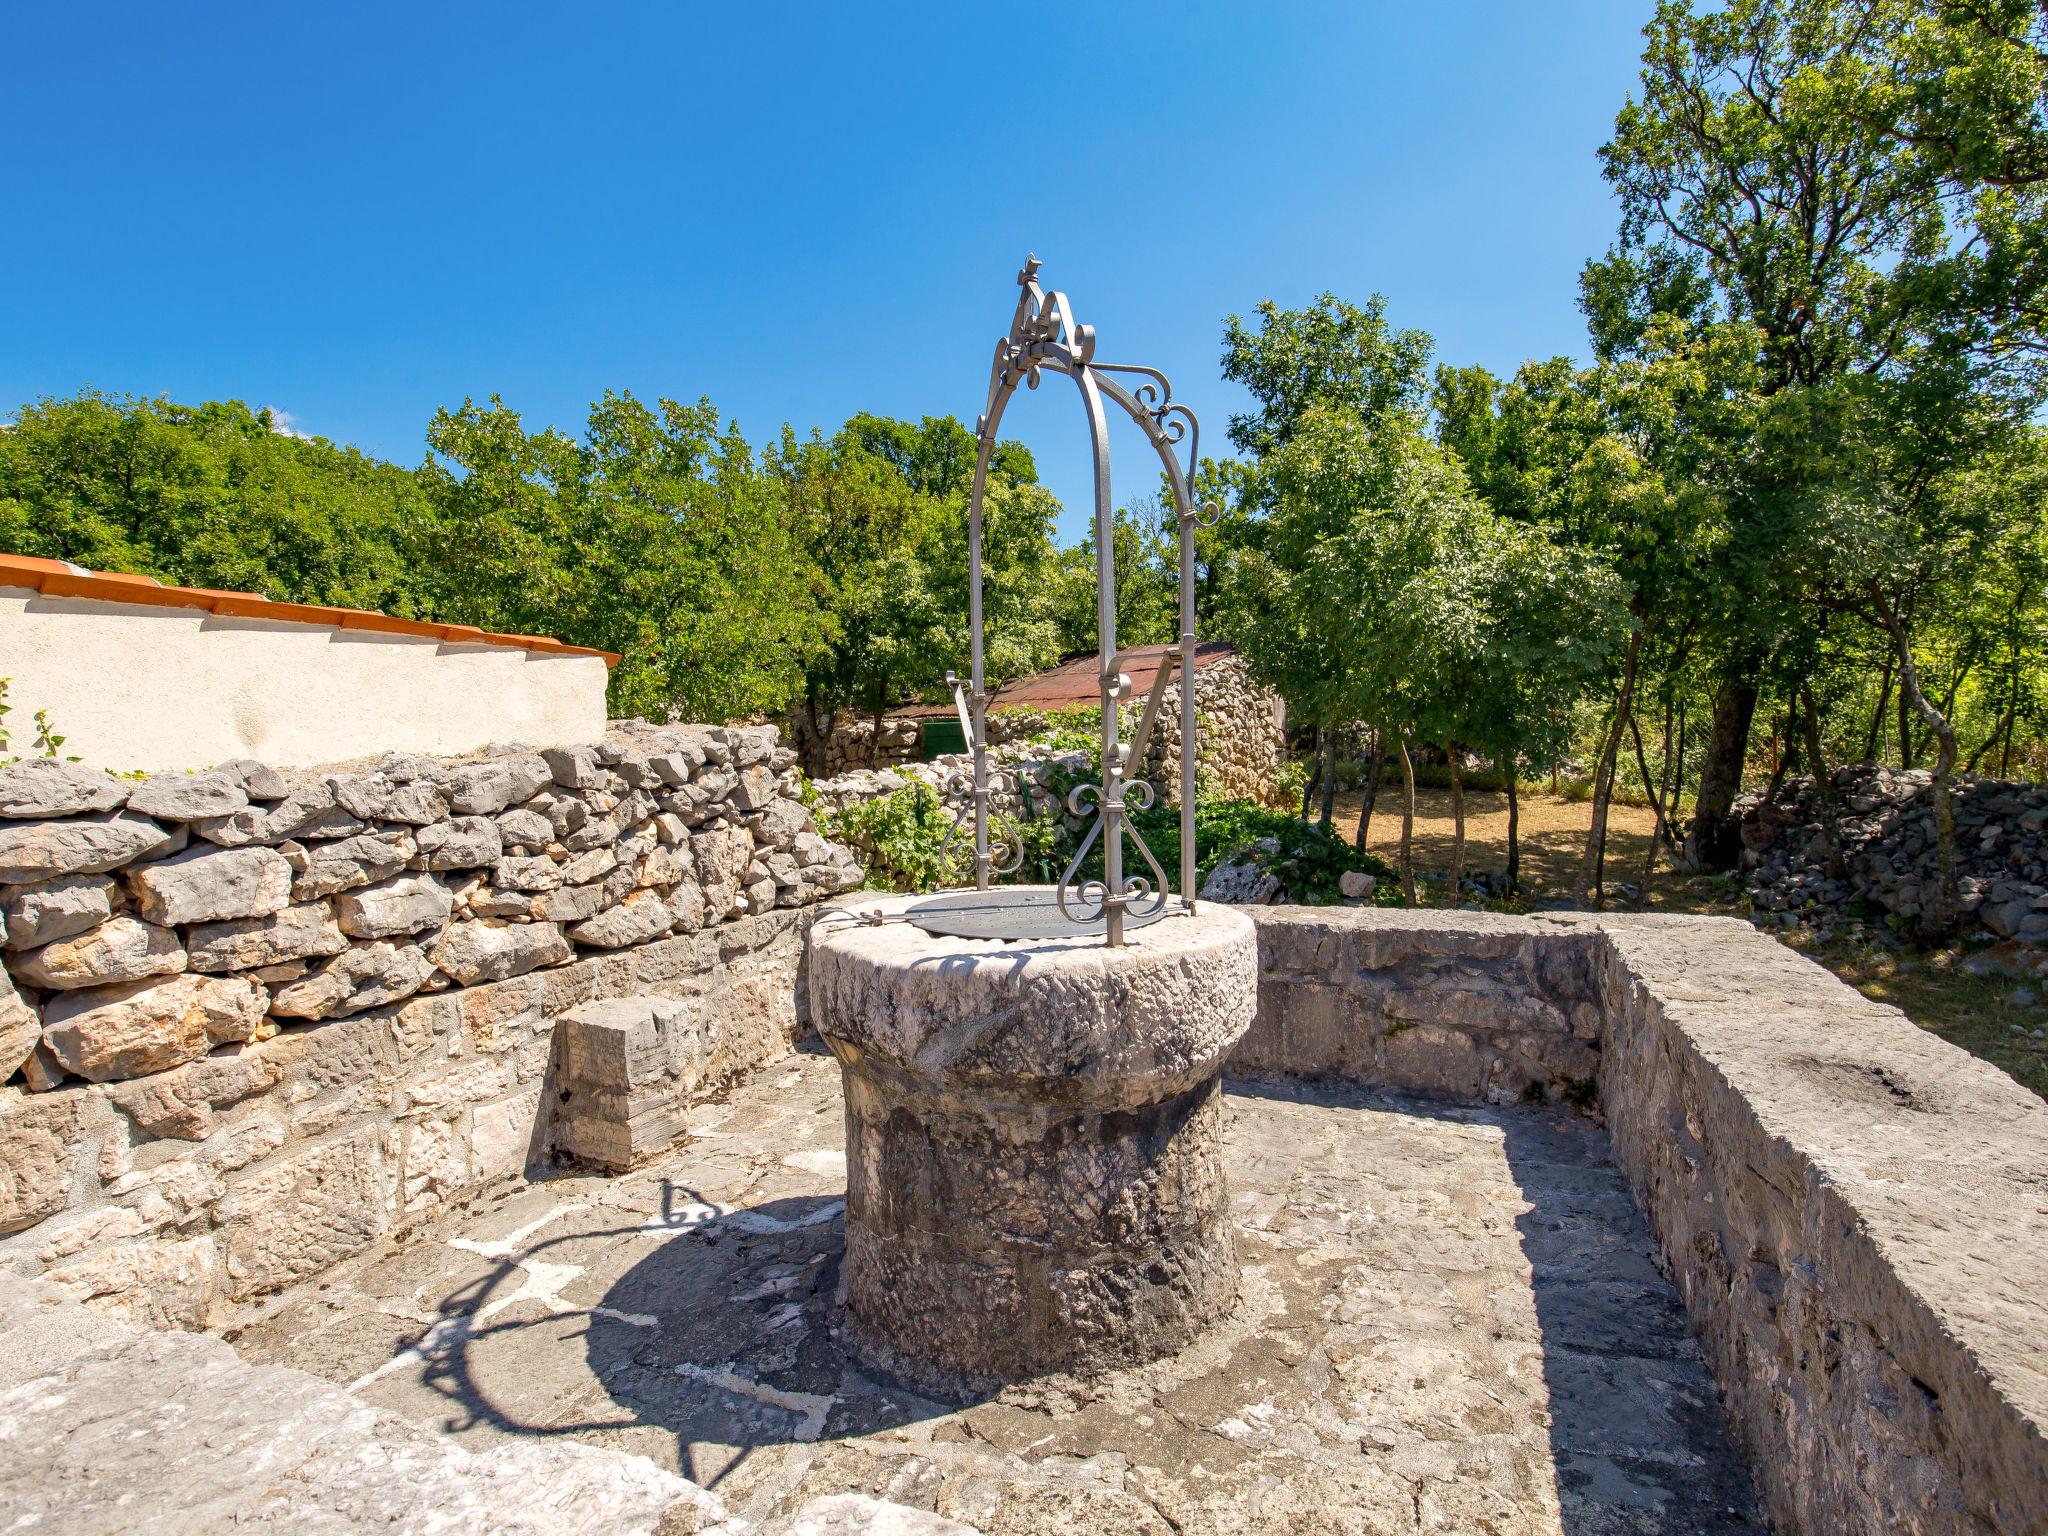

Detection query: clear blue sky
xmin=2 ymin=3 xmax=1652 ymax=545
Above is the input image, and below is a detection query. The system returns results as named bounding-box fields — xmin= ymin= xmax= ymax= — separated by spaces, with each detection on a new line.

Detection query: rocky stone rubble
xmin=0 ymin=724 xmax=863 ymax=1093
xmin=1738 ymin=765 xmax=2048 ymax=958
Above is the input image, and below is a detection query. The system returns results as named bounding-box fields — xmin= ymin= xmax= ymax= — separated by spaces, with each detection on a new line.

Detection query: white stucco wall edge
xmin=0 ymin=587 xmax=610 ymax=771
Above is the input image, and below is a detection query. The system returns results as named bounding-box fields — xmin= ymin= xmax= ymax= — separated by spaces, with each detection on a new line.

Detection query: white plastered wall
xmin=0 ymin=588 xmax=610 ymax=771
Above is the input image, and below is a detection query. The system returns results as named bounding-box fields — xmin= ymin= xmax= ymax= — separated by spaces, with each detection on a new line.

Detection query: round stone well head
xmin=808 ymin=889 xmax=1257 ymax=1398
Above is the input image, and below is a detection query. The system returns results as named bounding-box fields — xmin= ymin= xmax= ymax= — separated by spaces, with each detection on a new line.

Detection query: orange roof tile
xmin=892 ymin=641 xmax=1238 ymax=719
xmin=0 ymin=553 xmax=619 ymax=666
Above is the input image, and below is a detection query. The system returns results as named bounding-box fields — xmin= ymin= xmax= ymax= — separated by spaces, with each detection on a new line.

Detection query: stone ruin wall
xmin=800 ymin=652 xmax=1285 ymax=803
xmin=1240 ymin=906 xmax=2048 ymax=1536
xmin=1137 ymin=651 xmax=1287 ymax=806
xmin=0 ymin=724 xmax=862 ymax=1329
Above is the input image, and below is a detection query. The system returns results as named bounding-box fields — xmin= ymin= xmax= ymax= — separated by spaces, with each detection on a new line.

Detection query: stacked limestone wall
xmin=0 ymin=723 xmax=860 ymax=1327
xmin=1137 ymin=652 xmax=1285 ymax=806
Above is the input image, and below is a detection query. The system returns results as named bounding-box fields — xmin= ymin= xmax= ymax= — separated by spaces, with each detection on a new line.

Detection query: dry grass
xmin=1324 ymin=784 xmax=2048 ymax=1102
xmin=1333 ymin=785 xmax=1664 ymax=895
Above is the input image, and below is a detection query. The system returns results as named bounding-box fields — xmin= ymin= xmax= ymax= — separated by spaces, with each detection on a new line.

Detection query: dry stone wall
xmin=1137 ymin=651 xmax=1286 ymax=806
xmin=1739 ymin=765 xmax=2048 ymax=953
xmin=0 ymin=723 xmax=860 ymax=1326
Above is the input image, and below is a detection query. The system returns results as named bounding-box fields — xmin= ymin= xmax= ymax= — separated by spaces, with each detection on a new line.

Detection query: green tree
xmin=1592 ymin=0 xmax=2048 ymax=867
xmin=771 ymin=415 xmax=1064 ymax=766
xmin=419 ymin=392 xmax=824 ymax=721
xmin=1051 ymin=497 xmax=1179 ymax=655
xmin=0 ymin=391 xmax=432 ymax=615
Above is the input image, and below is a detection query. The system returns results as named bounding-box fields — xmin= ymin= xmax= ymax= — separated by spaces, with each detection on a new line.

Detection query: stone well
xmin=808 ymin=891 xmax=1257 ymax=1396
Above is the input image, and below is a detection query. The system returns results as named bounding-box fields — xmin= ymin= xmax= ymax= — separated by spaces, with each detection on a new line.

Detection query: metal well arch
xmin=952 ymin=256 xmax=1218 ymax=945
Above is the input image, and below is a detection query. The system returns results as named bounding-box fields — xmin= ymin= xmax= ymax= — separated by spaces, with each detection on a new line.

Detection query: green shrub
xmin=826 ymin=780 xmax=1060 ymax=893
xmin=1082 ymin=798 xmax=1397 ymax=906
xmin=823 ymin=782 xmax=962 ymax=893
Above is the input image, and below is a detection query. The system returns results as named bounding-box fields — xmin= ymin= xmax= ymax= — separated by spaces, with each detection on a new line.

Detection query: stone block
xmin=494 ymin=854 xmax=565 ymax=892
xmin=126 ymin=769 xmax=249 ymax=822
xmin=0 ymin=1087 xmax=86 ymax=1233
xmin=444 ymin=755 xmax=551 ymax=815
xmin=268 ymin=942 xmax=431 ymax=1021
xmin=535 ymin=864 xmax=635 ymax=923
xmin=0 ymin=812 xmax=171 ymax=884
xmin=471 ymin=1088 xmax=545 ymax=1182
xmin=428 ymin=919 xmax=572 ymax=986
xmin=106 ymin=1049 xmax=283 ymax=1141
xmin=0 ymin=759 xmax=129 ymax=818
xmin=11 ymin=915 xmax=184 ymax=990
xmin=494 ymin=807 xmax=553 ymax=850
xmin=43 ymin=973 xmax=268 ymax=1080
xmin=470 ymin=887 xmax=535 ymax=920
xmin=46 ymin=1233 xmax=218 ymax=1331
xmin=196 ymin=781 xmax=339 ymax=848
xmin=185 ymin=901 xmax=348 ymax=973
xmin=3 ymin=874 xmax=118 ymax=950
xmin=127 ymin=845 xmax=292 ymax=926
xmin=0 ymin=968 xmax=37 ymax=1081
xmin=327 ymin=772 xmax=447 ymax=825
xmin=219 ymin=1127 xmax=395 ymax=1299
xmin=569 ymin=889 xmax=676 ymax=949
xmin=284 ymin=830 xmax=414 ymax=899
xmin=400 ymin=1112 xmax=472 ymax=1213
xmin=334 ymin=873 xmax=453 ymax=940
xmin=415 ymin=816 xmax=503 ymax=871
xmin=552 ymin=996 xmax=702 ymax=1171
xmin=542 ymin=744 xmax=606 ymax=788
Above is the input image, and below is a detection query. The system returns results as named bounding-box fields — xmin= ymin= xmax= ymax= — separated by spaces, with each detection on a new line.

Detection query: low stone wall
xmin=0 ymin=722 xmax=860 ymax=1326
xmin=1233 ymin=905 xmax=2048 ymax=1536
xmin=1237 ymin=908 xmax=1602 ymax=1102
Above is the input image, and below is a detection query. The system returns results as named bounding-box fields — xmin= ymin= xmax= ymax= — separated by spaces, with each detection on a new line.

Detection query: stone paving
xmin=236 ymin=1047 xmax=1762 ymax=1535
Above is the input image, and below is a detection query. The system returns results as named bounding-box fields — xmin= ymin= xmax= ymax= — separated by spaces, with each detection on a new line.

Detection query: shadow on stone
xmin=396 ymin=1177 xmax=992 ymax=1489
xmin=1227 ymin=1072 xmax=1764 ymax=1534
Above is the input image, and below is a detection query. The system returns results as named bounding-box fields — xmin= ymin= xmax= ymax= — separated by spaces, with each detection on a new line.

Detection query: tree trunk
xmin=1874 ymin=593 xmax=1959 ymax=942
xmin=1897 ymin=673 xmax=1916 ymax=770
xmin=1504 ymin=768 xmax=1520 ymax=894
xmin=1299 ymin=726 xmax=1320 ymax=821
xmin=1864 ymin=651 xmax=1893 ymax=764
xmin=1798 ymin=685 xmax=1845 ymax=880
xmin=1632 ymin=712 xmax=1667 ymax=893
xmin=1396 ymin=736 xmax=1418 ymax=907
xmin=1355 ymin=729 xmax=1383 ymax=851
xmin=1763 ymin=701 xmax=1795 ymax=807
xmin=1629 ymin=712 xmax=1670 ymax=849
xmin=1668 ymin=698 xmax=1689 ymax=848
xmin=1688 ymin=675 xmax=1760 ymax=870
xmin=1574 ymin=631 xmax=1641 ymax=907
xmin=1445 ymin=743 xmax=1466 ymax=909
xmin=1318 ymin=726 xmax=1337 ymax=832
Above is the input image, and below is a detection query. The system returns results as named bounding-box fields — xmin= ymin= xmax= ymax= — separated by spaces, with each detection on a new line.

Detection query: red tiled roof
xmin=0 ymin=554 xmax=620 ymax=666
xmin=893 ymin=641 xmax=1236 ymax=718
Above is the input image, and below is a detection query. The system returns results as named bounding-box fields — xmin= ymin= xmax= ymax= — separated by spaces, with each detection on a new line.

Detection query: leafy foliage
xmin=0 ymin=392 xmax=433 ymax=616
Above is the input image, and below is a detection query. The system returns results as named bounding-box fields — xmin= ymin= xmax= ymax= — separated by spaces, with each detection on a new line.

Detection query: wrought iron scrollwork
xmin=938 ymin=763 xmax=1028 ymax=882
xmin=945 ymin=255 xmax=1208 ymax=944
